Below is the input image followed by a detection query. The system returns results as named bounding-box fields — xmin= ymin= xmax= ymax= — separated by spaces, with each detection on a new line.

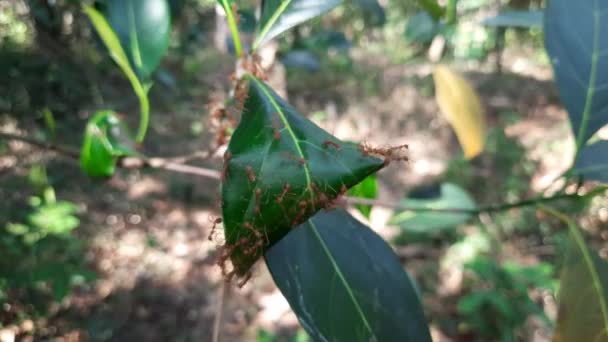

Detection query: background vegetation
xmin=1 ymin=0 xmax=607 ymax=341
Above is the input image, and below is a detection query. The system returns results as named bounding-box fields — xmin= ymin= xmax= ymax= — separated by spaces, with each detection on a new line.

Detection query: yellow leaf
xmin=432 ymin=65 xmax=486 ymax=159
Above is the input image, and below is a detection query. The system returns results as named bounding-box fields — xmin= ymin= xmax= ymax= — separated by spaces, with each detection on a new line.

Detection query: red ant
xmin=275 ymin=184 xmax=291 ymax=204
xmin=322 ymin=140 xmax=341 ymax=150
xmin=246 ymin=166 xmax=256 ymax=183
xmin=237 ymin=272 xmax=252 ymax=288
xmin=311 ymin=183 xmax=329 ymax=206
xmin=281 ymin=152 xmax=307 ymax=165
xmin=221 ymin=152 xmax=231 ymax=181
xmin=234 ymin=79 xmax=249 ymax=110
xmin=293 ymin=200 xmax=309 ymax=225
xmin=272 ymin=118 xmax=282 ymax=141
xmin=254 ymin=188 xmax=262 ymax=214
xmin=231 ymin=3 xmax=239 ymax=24
xmin=208 ymin=216 xmax=223 ymax=241
xmin=358 ymin=142 xmax=409 ymax=165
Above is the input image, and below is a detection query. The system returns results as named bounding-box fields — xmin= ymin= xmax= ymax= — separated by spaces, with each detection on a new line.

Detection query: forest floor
xmin=0 ymin=29 xmax=590 ymax=341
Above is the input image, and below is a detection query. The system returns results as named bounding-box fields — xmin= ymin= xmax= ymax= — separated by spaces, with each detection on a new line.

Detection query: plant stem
xmin=0 ymin=132 xmax=220 ymax=179
xmin=211 ymin=282 xmax=226 ymax=342
xmin=344 ymin=192 xmax=585 ymax=214
xmin=134 ymin=84 xmax=150 ymax=143
xmin=221 ymin=1 xmax=243 ymax=57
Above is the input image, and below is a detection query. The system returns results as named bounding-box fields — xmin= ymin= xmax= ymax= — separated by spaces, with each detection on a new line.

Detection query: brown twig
xmin=0 ymin=132 xmax=221 ymax=180
xmin=1 ymin=132 xmax=598 ymax=214
xmin=0 ymin=132 xmax=80 ymax=159
xmin=344 ymin=192 xmax=584 ymax=214
xmin=211 ymin=281 xmax=227 ymax=342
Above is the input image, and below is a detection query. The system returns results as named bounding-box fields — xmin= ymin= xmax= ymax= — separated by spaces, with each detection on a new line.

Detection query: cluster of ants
xmin=210 ymin=168 xmax=358 ymax=287
xmin=211 ymin=127 xmax=409 ymax=285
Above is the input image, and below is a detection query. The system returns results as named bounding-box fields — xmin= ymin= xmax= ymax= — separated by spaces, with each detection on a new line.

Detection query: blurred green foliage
xmin=0 ymin=166 xmax=94 ymax=322
xmin=458 ymin=257 xmax=555 ymax=341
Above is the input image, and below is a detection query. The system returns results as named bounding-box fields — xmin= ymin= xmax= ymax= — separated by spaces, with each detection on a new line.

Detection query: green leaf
xmin=29 ymin=201 xmax=80 ymax=235
xmin=354 ymin=0 xmax=385 ymax=27
xmin=265 ymin=210 xmax=432 ymax=341
xmin=575 ymin=140 xmax=608 ymax=182
xmin=221 ymin=75 xmax=384 ymax=276
xmin=80 ymin=110 xmax=136 ymax=177
xmin=554 ymin=219 xmax=608 ymax=341
xmin=482 ymin=10 xmax=543 ymax=29
xmin=545 ymin=0 xmax=608 ymax=149
xmin=83 ymin=4 xmax=152 ymax=142
xmin=99 ymin=0 xmax=171 ymax=79
xmin=253 ymin=0 xmax=343 ymax=51
xmin=216 ymin=0 xmax=244 ymax=56
xmin=348 ymin=174 xmax=377 ymax=218
xmin=405 ymin=11 xmax=442 ymax=44
xmin=389 ymin=183 xmax=476 ymax=233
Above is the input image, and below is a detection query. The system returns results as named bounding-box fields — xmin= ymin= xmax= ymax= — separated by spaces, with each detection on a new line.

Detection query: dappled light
xmin=1 ymin=0 xmax=607 ymax=341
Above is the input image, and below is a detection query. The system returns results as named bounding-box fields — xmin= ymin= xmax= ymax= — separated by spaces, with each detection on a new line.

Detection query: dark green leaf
xmin=389 ymin=183 xmax=476 ymax=233
xmin=221 ymin=75 xmax=384 ymax=275
xmin=80 ymin=110 xmax=136 ymax=177
xmin=265 ymin=210 xmax=432 ymax=342
xmin=101 ymin=0 xmax=171 ymax=79
xmin=281 ymin=50 xmax=321 ymax=71
xmin=354 ymin=0 xmax=385 ymax=27
xmin=299 ymin=30 xmax=350 ymax=51
xmin=545 ymin=0 xmax=608 ymax=147
xmin=555 ymin=224 xmax=608 ymax=341
xmin=405 ymin=11 xmax=442 ymax=44
xmin=348 ymin=174 xmax=377 ymax=218
xmin=482 ymin=10 xmax=543 ymax=29
xmin=238 ymin=9 xmax=257 ymax=33
xmin=575 ymin=140 xmax=608 ymax=182
xmin=253 ymin=0 xmax=343 ymax=50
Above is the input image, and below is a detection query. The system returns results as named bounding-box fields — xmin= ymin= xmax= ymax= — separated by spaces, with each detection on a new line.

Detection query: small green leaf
xmin=253 ymin=0 xmax=343 ymax=50
xmin=42 ymin=107 xmax=56 ymax=138
xmin=99 ymin=0 xmax=171 ymax=79
xmin=265 ymin=210 xmax=432 ymax=341
xmin=348 ymin=174 xmax=377 ymax=218
xmin=29 ymin=201 xmax=80 ymax=235
xmin=389 ymin=183 xmax=476 ymax=233
xmin=575 ymin=140 xmax=608 ymax=182
xmin=221 ymin=75 xmax=384 ymax=275
xmin=545 ymin=0 xmax=608 ymax=149
xmin=80 ymin=110 xmax=136 ymax=177
xmin=482 ymin=10 xmax=543 ymax=29
xmin=554 ymin=218 xmax=608 ymax=341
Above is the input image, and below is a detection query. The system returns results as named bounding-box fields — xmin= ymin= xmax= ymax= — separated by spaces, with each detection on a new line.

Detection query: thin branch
xmin=0 ymin=132 xmax=80 ymax=159
xmin=0 ymin=132 xmax=221 ymax=180
xmin=344 ymin=192 xmax=585 ymax=214
xmin=211 ymin=281 xmax=227 ymax=342
xmin=2 ymin=132 xmax=603 ymax=214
